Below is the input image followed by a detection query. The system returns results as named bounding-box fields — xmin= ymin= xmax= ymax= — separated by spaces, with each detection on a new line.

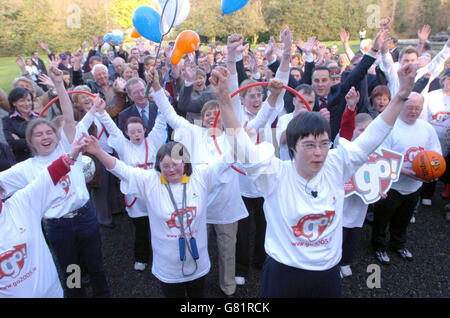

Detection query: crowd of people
xmin=0 ymin=16 xmax=449 ymax=298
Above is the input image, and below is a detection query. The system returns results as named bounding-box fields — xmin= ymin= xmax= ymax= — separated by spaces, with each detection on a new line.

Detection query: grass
xmin=0 ymin=56 xmax=22 ymax=95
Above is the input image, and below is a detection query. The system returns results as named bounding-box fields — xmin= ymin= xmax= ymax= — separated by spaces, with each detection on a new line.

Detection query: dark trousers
xmin=160 ymin=276 xmax=206 ymax=298
xmin=45 ymin=203 xmax=110 ymax=298
xmin=260 ymin=256 xmax=341 ymax=298
xmin=372 ymin=189 xmax=420 ymax=251
xmin=131 ymin=216 xmax=151 ymax=263
xmin=340 ymin=227 xmax=362 ymax=266
xmin=236 ymin=196 xmax=266 ymax=276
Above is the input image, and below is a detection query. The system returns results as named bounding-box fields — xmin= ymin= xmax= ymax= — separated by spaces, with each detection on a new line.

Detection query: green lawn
xmin=0 ymin=56 xmax=21 ymax=95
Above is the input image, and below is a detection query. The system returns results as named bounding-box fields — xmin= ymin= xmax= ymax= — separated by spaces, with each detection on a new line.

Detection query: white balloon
xmin=102 ymin=43 xmax=111 ymax=51
xmin=111 ymin=29 xmax=124 ymax=37
xmin=158 ymin=0 xmax=190 ymax=34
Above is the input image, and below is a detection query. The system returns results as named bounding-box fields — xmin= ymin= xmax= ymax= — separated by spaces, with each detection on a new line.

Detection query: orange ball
xmin=412 ymin=150 xmax=446 ymax=180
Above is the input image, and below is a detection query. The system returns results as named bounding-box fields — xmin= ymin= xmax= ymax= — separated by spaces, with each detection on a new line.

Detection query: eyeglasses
xmin=300 ymin=140 xmax=333 ymax=152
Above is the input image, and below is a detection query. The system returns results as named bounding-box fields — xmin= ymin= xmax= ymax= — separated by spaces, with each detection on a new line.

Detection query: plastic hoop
xmin=40 ymin=90 xmax=106 ymax=139
xmin=212 ymin=82 xmax=311 ymax=175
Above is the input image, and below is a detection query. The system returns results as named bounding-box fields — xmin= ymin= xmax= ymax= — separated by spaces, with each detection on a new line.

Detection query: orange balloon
xmin=131 ymin=27 xmax=141 ymax=38
xmin=170 ymin=30 xmax=200 ymax=65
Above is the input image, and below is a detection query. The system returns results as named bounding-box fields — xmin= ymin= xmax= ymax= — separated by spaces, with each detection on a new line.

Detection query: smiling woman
xmin=2 ymin=87 xmax=39 ymax=162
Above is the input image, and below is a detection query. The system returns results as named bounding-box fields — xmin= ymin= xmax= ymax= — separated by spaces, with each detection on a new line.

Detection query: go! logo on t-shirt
xmin=291 ymin=211 xmax=335 ymax=242
xmin=0 ymin=244 xmax=27 ymax=279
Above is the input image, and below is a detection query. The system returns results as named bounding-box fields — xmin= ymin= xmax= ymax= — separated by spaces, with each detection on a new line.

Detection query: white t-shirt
xmin=96 ymin=111 xmax=167 ymax=218
xmin=152 ymin=89 xmax=248 ymax=224
xmin=0 ymin=123 xmax=91 ymax=218
xmin=108 ymin=156 xmax=232 ymax=283
xmin=0 ymin=165 xmax=65 ymax=297
xmin=231 ymin=115 xmax=392 ymax=270
xmin=420 ymin=89 xmax=450 ymax=156
xmin=276 ymin=113 xmax=295 ymax=161
xmin=381 ymin=118 xmax=442 ymax=195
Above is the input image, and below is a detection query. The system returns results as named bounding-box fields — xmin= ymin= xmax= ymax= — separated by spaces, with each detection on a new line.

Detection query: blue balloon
xmin=221 ymin=0 xmax=249 ymax=15
xmin=103 ymin=33 xmax=123 ymax=46
xmin=132 ymin=5 xmax=163 ymax=43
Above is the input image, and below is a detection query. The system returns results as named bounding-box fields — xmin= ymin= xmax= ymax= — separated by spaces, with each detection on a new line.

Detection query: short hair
xmin=355 ymin=113 xmax=373 ymax=127
xmin=124 ymin=116 xmax=145 ymax=132
xmin=286 ymin=111 xmax=331 ymax=159
xmin=360 ymin=39 xmax=372 ymax=51
xmin=200 ymin=100 xmax=219 ymax=122
xmin=92 ymin=63 xmax=108 ymax=75
xmin=370 ymin=85 xmax=391 ymax=104
xmin=155 ymin=142 xmax=193 ymax=176
xmin=290 ymin=66 xmax=304 ymax=76
xmin=125 ymin=77 xmax=146 ymax=95
xmin=120 ymin=63 xmax=134 ymax=76
xmin=295 ymin=83 xmax=314 ymax=95
xmin=71 ymin=85 xmax=92 ymax=105
xmin=196 ymin=68 xmax=206 ymax=78
xmin=12 ymin=77 xmax=36 ymax=98
xmin=239 ymin=79 xmax=262 ymax=98
xmin=25 ymin=118 xmax=59 ymax=156
xmin=8 ymin=87 xmax=34 ymax=114
xmin=89 ymin=55 xmax=102 ymax=66
xmin=128 ymin=56 xmax=138 ymax=63
xmin=313 ymin=66 xmax=331 ymax=78
xmin=399 ymin=46 xmax=419 ymax=60
xmin=390 ymin=36 xmax=398 ymax=44
xmin=144 ymin=55 xmax=156 ymax=64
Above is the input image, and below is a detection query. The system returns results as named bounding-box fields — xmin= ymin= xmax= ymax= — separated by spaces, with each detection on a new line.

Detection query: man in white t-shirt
xmin=372 ymin=92 xmax=442 ymax=264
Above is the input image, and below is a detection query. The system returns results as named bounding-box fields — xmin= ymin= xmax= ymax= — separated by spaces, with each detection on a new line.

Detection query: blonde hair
xmin=200 ymin=100 xmax=219 ymax=122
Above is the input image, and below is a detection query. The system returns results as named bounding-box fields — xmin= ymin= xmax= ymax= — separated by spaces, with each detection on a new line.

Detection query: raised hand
xmin=227 ymin=33 xmax=245 ymax=58
xmin=397 ymin=63 xmax=419 ymax=98
xmin=267 ymin=78 xmax=284 ymax=97
xmin=183 ymin=55 xmax=198 ymax=83
xmin=339 ymin=28 xmax=350 ymax=44
xmin=80 ymin=132 xmax=102 ymax=156
xmin=68 ymin=135 xmax=88 ymax=160
xmin=280 ymin=27 xmax=293 ymax=55
xmin=319 ymin=107 xmax=330 ymax=122
xmin=38 ymin=74 xmax=55 ymax=89
xmin=38 ymin=41 xmax=50 ymax=53
xmin=372 ymin=28 xmax=390 ymax=52
xmin=150 ymin=68 xmax=162 ymax=91
xmin=345 ymin=86 xmax=360 ymax=111
xmin=15 ymin=56 xmax=26 ymax=72
xmin=113 ymin=77 xmax=127 ymax=93
xmin=71 ymin=49 xmax=83 ymax=71
xmin=418 ymin=24 xmax=431 ymax=43
xmin=247 ymin=50 xmax=258 ymax=74
xmin=379 ymin=17 xmax=391 ymax=30
xmin=49 ymin=57 xmax=64 ymax=86
xmin=93 ymin=95 xmax=106 ymax=114
xmin=264 ymin=36 xmax=276 ymax=61
xmin=209 ymin=66 xmax=230 ymax=99
xmin=300 ymin=36 xmax=319 ymax=54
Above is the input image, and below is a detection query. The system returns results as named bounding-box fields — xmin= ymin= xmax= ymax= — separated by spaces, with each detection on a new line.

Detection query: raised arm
xmin=48 ymin=58 xmax=77 ymax=143
xmin=339 ymin=87 xmax=359 ymax=141
xmin=340 ymin=28 xmax=355 ymax=61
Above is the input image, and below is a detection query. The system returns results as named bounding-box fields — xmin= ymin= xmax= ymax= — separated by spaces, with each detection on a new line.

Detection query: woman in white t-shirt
xmin=0 ymin=64 xmax=109 ymax=298
xmin=82 ymin=133 xmax=234 ymax=298
xmin=94 ymin=97 xmax=167 ymax=271
xmin=0 ymin=138 xmax=85 ymax=297
xmin=210 ymin=51 xmax=417 ymax=298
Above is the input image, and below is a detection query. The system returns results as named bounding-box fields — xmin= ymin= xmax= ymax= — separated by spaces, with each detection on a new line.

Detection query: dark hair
xmin=89 ymin=55 xmax=102 ymax=66
xmin=125 ymin=116 xmax=145 ymax=132
xmin=295 ymin=83 xmax=314 ymax=95
xmin=286 ymin=111 xmax=331 ymax=159
xmin=155 ymin=142 xmax=193 ymax=176
xmin=313 ymin=66 xmax=330 ymax=78
xmin=8 ymin=87 xmax=34 ymax=114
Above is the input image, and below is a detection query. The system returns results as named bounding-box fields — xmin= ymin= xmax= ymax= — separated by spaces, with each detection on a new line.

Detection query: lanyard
xmin=164 ymin=182 xmax=198 ymax=277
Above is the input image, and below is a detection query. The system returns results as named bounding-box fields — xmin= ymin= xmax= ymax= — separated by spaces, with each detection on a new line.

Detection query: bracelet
xmin=62 ymin=153 xmax=76 ymax=166
xmin=396 ymin=94 xmax=409 ymax=101
xmin=371 ymin=47 xmax=379 ymax=53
